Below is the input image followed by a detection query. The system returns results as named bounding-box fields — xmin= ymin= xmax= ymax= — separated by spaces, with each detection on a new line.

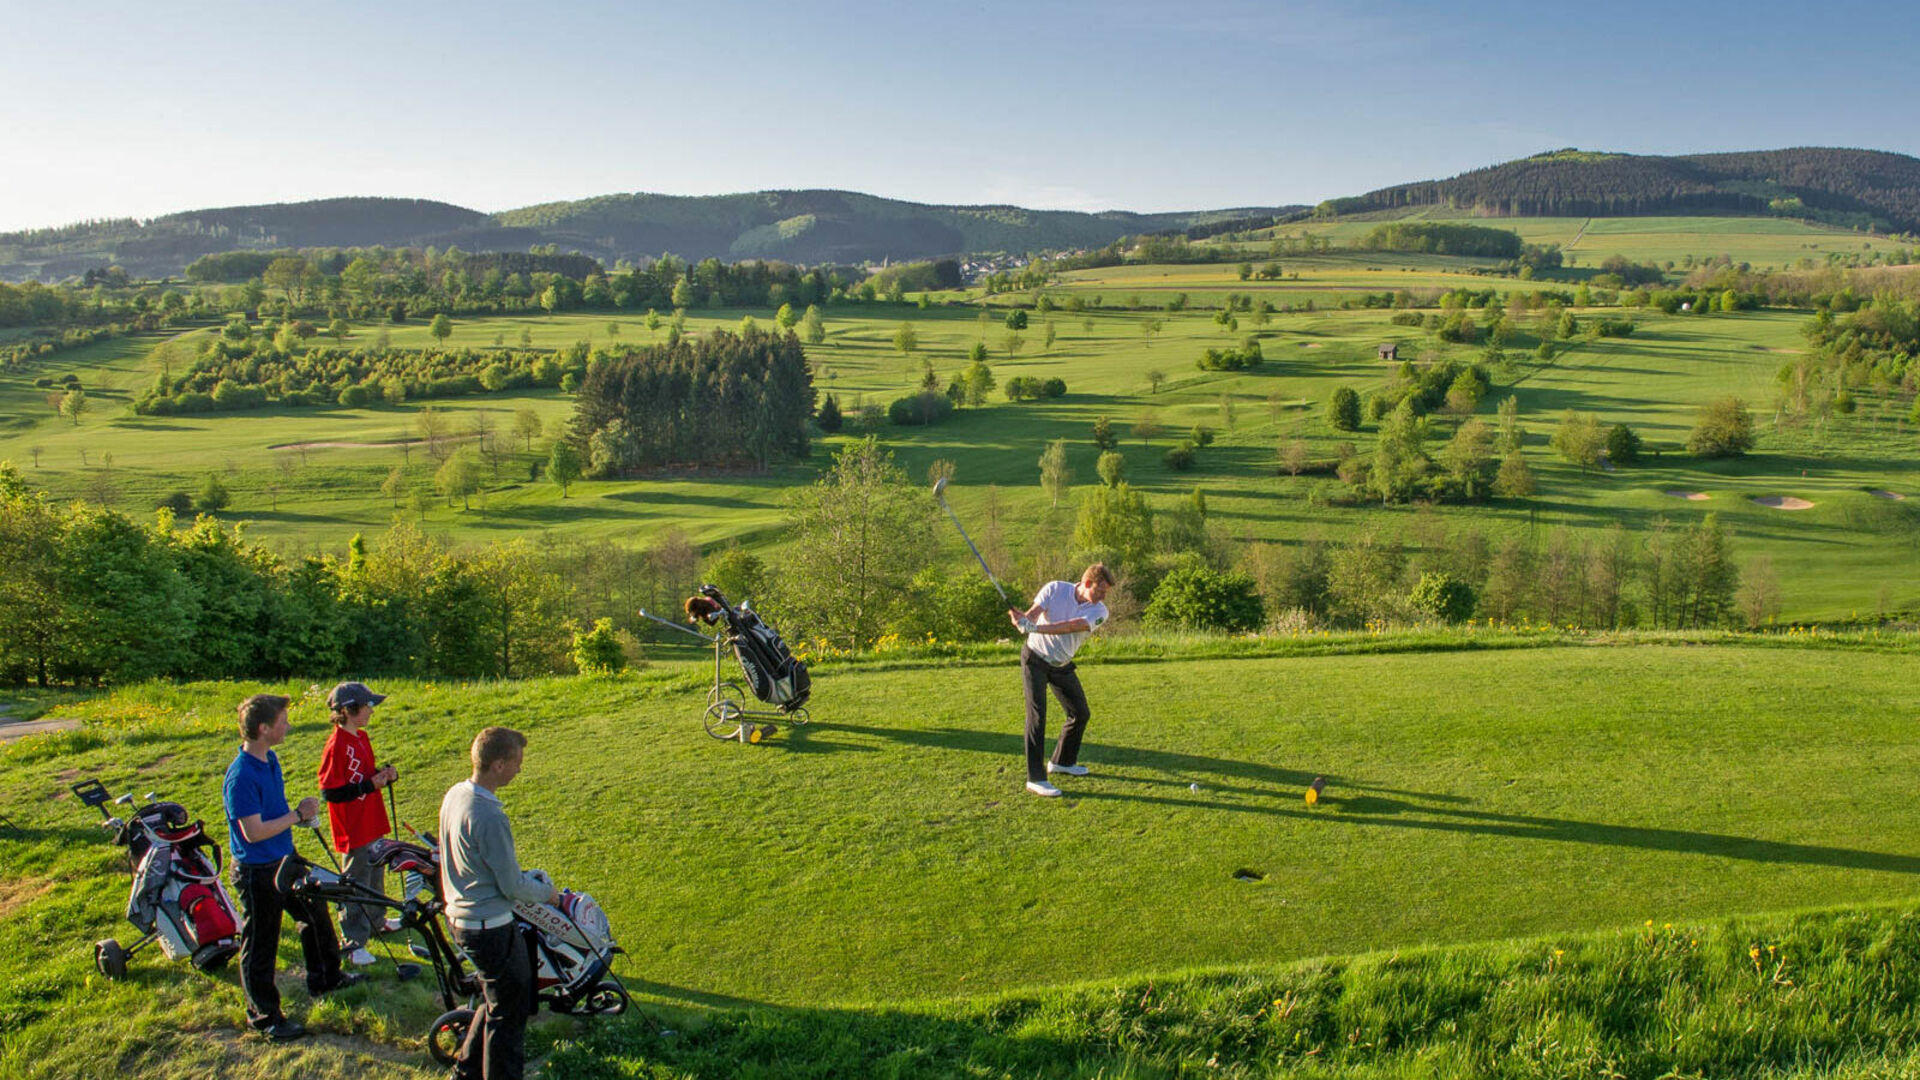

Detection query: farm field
xmin=3 ymin=635 xmax=1920 ymax=1076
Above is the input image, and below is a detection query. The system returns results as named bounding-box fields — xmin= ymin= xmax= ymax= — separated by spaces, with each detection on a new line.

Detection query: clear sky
xmin=4 ymin=0 xmax=1917 ymax=232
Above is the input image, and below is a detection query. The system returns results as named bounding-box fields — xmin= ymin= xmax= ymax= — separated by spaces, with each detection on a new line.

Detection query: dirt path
xmin=1567 ymin=217 xmax=1592 ymax=249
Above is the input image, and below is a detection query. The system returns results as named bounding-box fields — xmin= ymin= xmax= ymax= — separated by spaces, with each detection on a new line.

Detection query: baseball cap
xmin=326 ymin=681 xmax=388 ymax=710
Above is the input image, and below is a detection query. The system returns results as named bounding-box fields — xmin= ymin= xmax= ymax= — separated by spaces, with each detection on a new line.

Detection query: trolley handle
xmin=638 ymin=608 xmax=720 ymax=643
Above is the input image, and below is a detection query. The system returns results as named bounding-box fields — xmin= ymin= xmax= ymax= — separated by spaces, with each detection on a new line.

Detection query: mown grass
xmin=3 ymin=633 xmax=1920 ymax=1076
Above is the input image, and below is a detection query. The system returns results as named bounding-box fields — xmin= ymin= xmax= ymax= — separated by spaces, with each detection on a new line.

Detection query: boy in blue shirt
xmin=224 ymin=693 xmax=360 ymax=1041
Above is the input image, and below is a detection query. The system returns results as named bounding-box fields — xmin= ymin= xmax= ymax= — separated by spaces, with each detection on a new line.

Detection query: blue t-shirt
xmin=224 ymin=748 xmax=296 ymax=866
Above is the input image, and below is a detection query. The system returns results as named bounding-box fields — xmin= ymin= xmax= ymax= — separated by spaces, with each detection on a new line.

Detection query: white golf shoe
xmin=1046 ymin=762 xmax=1089 ymax=776
xmin=347 ymin=947 xmax=377 ymax=966
xmin=1025 ymin=780 xmax=1063 ymax=797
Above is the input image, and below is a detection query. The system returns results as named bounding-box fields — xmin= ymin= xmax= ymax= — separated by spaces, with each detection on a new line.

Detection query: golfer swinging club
xmin=1009 ymin=563 xmax=1114 ymax=797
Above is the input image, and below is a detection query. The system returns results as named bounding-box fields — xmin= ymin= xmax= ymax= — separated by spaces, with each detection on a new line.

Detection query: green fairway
xmin=4 ymin=219 xmax=1919 ymax=622
xmin=4 ymin=635 xmax=1920 ymax=1076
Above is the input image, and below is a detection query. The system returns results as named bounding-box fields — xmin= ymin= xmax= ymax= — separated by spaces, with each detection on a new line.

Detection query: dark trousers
xmin=233 ymin=862 xmax=342 ymax=1028
xmin=454 ymin=922 xmax=534 ymax=1080
xmin=1021 ymin=646 xmax=1091 ymax=783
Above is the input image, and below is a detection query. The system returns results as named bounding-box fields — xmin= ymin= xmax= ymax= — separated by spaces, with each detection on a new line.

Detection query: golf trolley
xmin=641 ymin=584 xmax=812 ymax=743
xmin=276 ymin=827 xmax=628 ymax=1066
xmin=71 ymin=778 xmax=241 ymax=978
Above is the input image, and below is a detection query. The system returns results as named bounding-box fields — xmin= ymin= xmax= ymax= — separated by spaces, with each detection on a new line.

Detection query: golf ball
xmin=1189 ymin=782 xmax=1201 ymax=792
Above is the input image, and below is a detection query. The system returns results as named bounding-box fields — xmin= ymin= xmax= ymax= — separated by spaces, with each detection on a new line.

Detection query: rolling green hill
xmin=1328 ymin=147 xmax=1920 ymax=234
xmin=0 ymin=192 xmax=1297 ymax=282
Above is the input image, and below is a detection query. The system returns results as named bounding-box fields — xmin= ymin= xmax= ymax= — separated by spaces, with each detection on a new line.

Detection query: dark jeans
xmin=454 ymin=922 xmax=533 ymax=1080
xmin=233 ymin=862 xmax=342 ymax=1028
xmin=1021 ymin=646 xmax=1091 ymax=783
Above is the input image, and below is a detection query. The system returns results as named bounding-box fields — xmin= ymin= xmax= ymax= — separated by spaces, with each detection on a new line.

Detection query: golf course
xmin=4 ymin=629 xmax=1920 ymax=1078
xmin=7 ymin=193 xmax=1920 ymax=1077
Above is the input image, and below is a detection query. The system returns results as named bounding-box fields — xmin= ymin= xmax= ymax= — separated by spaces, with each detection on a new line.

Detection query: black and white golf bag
xmin=699 ymin=585 xmax=811 ymax=712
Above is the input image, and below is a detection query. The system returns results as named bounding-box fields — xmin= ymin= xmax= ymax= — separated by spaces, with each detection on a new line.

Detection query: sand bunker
xmin=1870 ymin=489 xmax=1907 ymax=501
xmin=1752 ymin=496 xmax=1815 ymax=510
xmin=1664 ymin=490 xmax=1709 ymax=501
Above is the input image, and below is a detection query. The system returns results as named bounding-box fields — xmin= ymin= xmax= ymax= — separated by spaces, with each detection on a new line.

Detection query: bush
xmin=1189 ymin=425 xmax=1214 ymax=447
xmin=157 ymin=492 xmax=193 ymax=515
xmin=1040 ymin=377 xmax=1067 ymax=398
xmin=1606 ymin=423 xmax=1642 ymax=466
xmin=338 ymin=384 xmax=372 ymax=408
xmin=818 ymin=395 xmax=843 ymax=433
xmin=1328 ymin=387 xmax=1361 ymax=431
xmin=1409 ymin=572 xmax=1476 ymax=623
xmin=1687 ymin=397 xmax=1755 ymax=458
xmin=888 ymin=392 xmax=955 ymax=426
xmin=1163 ymin=443 xmax=1196 ymax=471
xmin=197 ymin=473 xmax=231 ymax=513
xmin=571 ymin=617 xmax=628 ymax=675
xmin=1142 ymin=561 xmax=1263 ymax=631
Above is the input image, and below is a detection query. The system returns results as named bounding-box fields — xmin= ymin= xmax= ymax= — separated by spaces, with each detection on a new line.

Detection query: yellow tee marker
xmin=1305 ymin=776 xmax=1326 ymax=806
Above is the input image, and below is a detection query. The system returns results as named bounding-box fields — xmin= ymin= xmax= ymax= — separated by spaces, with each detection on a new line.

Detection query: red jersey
xmin=317 ymin=726 xmax=391 ymax=852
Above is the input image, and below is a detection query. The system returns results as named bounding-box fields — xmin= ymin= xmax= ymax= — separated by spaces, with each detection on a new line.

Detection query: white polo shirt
xmin=1024 ymin=580 xmax=1109 ymax=666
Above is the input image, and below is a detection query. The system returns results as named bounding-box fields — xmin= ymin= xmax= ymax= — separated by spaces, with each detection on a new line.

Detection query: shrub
xmin=1328 ymin=387 xmax=1361 ymax=431
xmin=1163 ymin=443 xmax=1196 ymax=471
xmin=571 ymin=617 xmax=628 ymax=675
xmin=197 ymin=473 xmax=231 ymax=513
xmin=338 ymin=384 xmax=372 ymax=408
xmin=818 ymin=395 xmax=843 ymax=433
xmin=1142 ymin=561 xmax=1263 ymax=631
xmin=157 ymin=491 xmax=194 ymax=515
xmin=1189 ymin=425 xmax=1214 ymax=447
xmin=1040 ymin=377 xmax=1067 ymax=398
xmin=1687 ymin=397 xmax=1755 ymax=458
xmin=888 ymin=392 xmax=954 ymax=426
xmin=1409 ymin=572 xmax=1476 ymax=623
xmin=1606 ymin=423 xmax=1642 ymax=466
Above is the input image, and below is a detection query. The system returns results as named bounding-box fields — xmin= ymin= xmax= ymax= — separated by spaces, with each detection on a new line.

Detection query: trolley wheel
xmin=575 ymin=980 xmax=630 ymax=1016
xmin=786 ymin=706 xmax=811 ymax=726
xmin=704 ymin=683 xmax=747 ymax=740
xmin=427 ymin=1008 xmax=474 ymax=1065
xmin=94 ymin=939 xmax=128 ymax=979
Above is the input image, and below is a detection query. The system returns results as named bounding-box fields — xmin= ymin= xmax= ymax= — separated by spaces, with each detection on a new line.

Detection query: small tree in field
xmin=430 ymin=313 xmax=453 ymax=343
xmin=60 ymin=387 xmax=88 ymax=425
xmin=437 ymin=448 xmax=482 ymax=510
xmin=1132 ymin=410 xmax=1160 ymax=447
xmin=893 ymin=321 xmax=918 ymax=356
xmin=1147 ymin=369 xmax=1166 ymax=394
xmin=513 ymin=408 xmax=543 ymax=451
xmin=1096 ymin=451 xmax=1126 ymax=488
xmin=1688 ymin=396 xmax=1755 ymax=457
xmin=548 ymin=441 xmax=583 ymax=498
xmin=1328 ymin=387 xmax=1360 ymax=432
xmin=1038 ymin=440 xmax=1072 ymax=508
xmin=1092 ymin=415 xmax=1117 ymax=451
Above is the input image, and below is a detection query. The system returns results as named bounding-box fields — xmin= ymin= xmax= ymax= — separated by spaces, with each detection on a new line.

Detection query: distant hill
xmin=0 ymin=190 xmax=1295 ymax=282
xmin=1328 ymin=147 xmax=1920 ymax=234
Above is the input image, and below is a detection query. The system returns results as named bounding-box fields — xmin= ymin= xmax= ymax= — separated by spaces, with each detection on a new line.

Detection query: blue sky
xmin=3 ymin=0 xmax=1916 ymax=231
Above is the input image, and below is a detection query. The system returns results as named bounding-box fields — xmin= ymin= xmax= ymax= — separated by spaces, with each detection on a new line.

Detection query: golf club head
xmin=395 ymin=963 xmax=423 ymax=981
xmin=931 ymin=476 xmax=948 ymax=501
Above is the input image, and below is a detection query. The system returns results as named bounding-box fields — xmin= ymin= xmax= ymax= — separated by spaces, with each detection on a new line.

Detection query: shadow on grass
xmin=1278 ymin=794 xmax=1920 ymax=876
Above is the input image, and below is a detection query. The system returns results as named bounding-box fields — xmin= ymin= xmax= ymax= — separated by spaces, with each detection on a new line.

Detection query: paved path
xmin=0 ymin=703 xmax=79 ymax=744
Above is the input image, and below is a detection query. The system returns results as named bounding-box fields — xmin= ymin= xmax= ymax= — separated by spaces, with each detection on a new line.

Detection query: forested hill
xmin=0 ymin=190 xmax=1293 ymax=281
xmin=1331 ymin=147 xmax=1920 ymax=233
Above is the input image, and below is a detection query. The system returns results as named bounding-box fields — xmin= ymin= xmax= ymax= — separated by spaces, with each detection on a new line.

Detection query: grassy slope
xmin=4 ymin=635 xmax=1920 ymax=1076
xmin=2 ymin=221 xmax=1917 ymax=618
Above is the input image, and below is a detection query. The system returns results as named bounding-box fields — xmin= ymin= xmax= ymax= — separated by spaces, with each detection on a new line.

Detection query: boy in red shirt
xmin=317 ymin=681 xmax=398 ymax=966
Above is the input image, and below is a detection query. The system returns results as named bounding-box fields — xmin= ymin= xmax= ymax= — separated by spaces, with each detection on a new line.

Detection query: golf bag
xmin=72 ymin=780 xmax=241 ymax=978
xmin=279 ymin=833 xmax=627 ymax=1066
xmin=691 ymin=585 xmax=811 ymax=712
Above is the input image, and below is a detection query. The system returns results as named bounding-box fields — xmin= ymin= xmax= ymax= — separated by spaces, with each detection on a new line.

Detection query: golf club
xmin=931 ymin=477 xmax=1010 ymax=604
xmin=298 ymin=810 xmax=422 ymax=981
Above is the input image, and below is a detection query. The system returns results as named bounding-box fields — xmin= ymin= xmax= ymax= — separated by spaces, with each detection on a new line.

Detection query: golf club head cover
xmin=685 ymin=596 xmax=723 ymax=624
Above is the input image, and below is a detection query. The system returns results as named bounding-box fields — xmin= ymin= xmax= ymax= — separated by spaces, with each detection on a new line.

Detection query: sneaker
xmin=347 ymin=947 xmax=377 ymax=966
xmin=381 ymin=916 xmax=404 ymax=935
xmin=314 ymin=971 xmax=367 ymax=995
xmin=260 ymin=1019 xmax=308 ymax=1042
xmin=1025 ymin=780 xmax=1062 ymax=797
xmin=1046 ymin=762 xmax=1089 ymax=777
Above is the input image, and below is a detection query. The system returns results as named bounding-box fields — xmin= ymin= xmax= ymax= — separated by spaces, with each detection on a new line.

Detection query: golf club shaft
xmin=937 ymin=499 xmax=1009 ymax=603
